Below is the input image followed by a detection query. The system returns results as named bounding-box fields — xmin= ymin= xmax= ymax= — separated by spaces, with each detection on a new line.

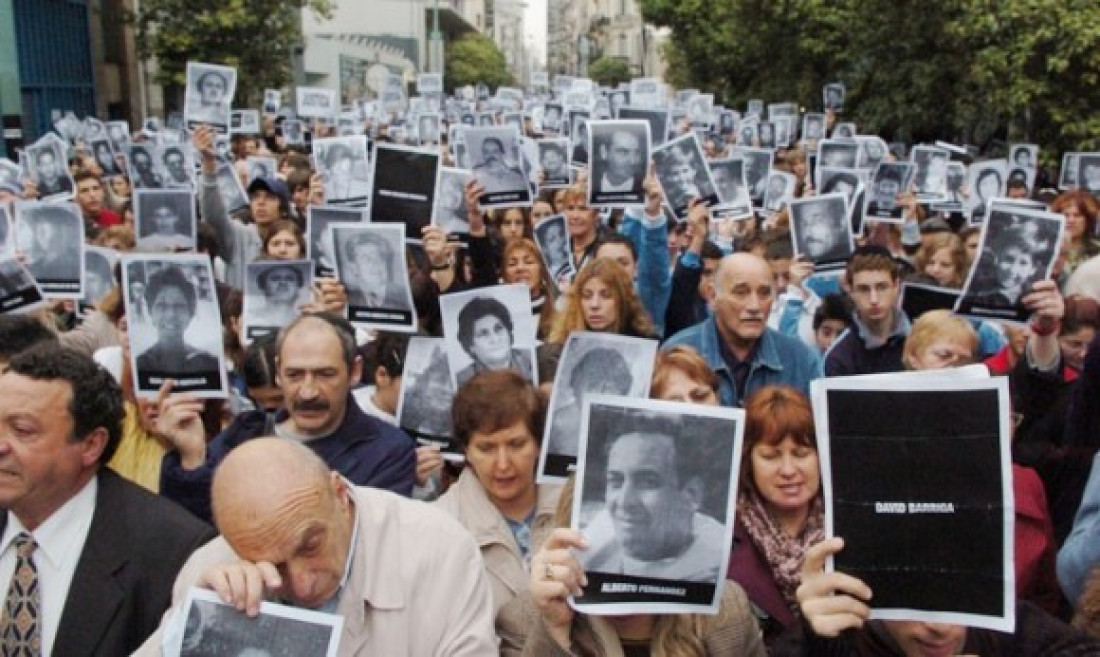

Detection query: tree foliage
xmin=130 ymin=0 xmax=334 ymax=107
xmin=641 ymin=0 xmax=1100 ymax=158
xmin=589 ymin=56 xmax=632 ymax=88
xmin=444 ymin=33 xmax=514 ymax=92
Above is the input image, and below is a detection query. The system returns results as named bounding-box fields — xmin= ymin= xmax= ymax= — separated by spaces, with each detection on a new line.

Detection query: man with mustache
xmin=155 ymin=312 xmax=416 ymax=523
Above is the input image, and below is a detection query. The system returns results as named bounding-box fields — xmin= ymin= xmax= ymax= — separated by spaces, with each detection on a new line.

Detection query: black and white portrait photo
xmin=966 ymin=159 xmax=1008 ymax=221
xmin=417 ymin=113 xmax=441 ymax=148
xmin=802 ymin=113 xmax=826 ymax=142
xmin=709 ymin=158 xmax=752 ymax=219
xmin=440 ymin=283 xmax=538 ymax=389
xmin=866 ymin=162 xmax=915 ymax=221
xmin=296 ymin=86 xmax=336 ymax=120
xmin=772 ymin=116 xmax=794 ymax=149
xmin=14 ymin=201 xmax=84 ymax=297
xmin=538 ymin=333 xmax=657 ymax=481
xmin=856 ymin=136 xmax=889 ymax=171
xmin=537 ymin=139 xmax=572 ymax=188
xmin=242 ymin=260 xmax=312 ymax=341
xmin=81 ymin=245 xmax=117 ymax=311
xmin=184 ymin=62 xmax=236 ymax=133
xmin=432 ymin=167 xmax=473 ymax=237
xmin=123 ymin=254 xmax=228 ymax=397
xmin=1059 ymin=152 xmax=1080 ymax=190
xmin=463 ymin=126 xmax=532 ymax=208
xmin=230 ymin=109 xmax=261 ymax=135
xmin=332 ymin=223 xmax=416 ymax=332
xmin=396 ymin=336 xmax=460 ymax=458
xmin=0 ymin=252 xmax=45 ymax=313
xmin=687 ymin=93 xmax=714 ymax=127
xmin=956 ymin=204 xmax=1065 ymax=323
xmin=818 ymin=139 xmax=858 ymax=169
xmin=762 ymin=170 xmax=796 ymax=213
xmin=533 ymin=213 xmax=574 ymax=281
xmin=817 ymin=167 xmax=863 ymax=223
xmin=588 ymin=120 xmax=650 ymax=207
xmin=717 ymin=110 xmax=738 ymax=137
xmin=314 ymin=136 xmax=371 ymax=206
xmin=652 ymin=133 xmax=719 ymax=219
xmin=823 ymin=82 xmax=845 ymax=112
xmin=158 ymin=144 xmax=193 ymax=188
xmin=27 ymin=141 xmax=74 ymax=199
xmin=0 ymin=158 xmax=20 ymax=195
xmin=1076 ymin=153 xmax=1100 ymax=196
xmin=307 ymin=205 xmax=364 ymax=277
xmin=571 ymin=395 xmax=742 ymax=614
xmin=174 ymin=588 xmax=342 ymax=657
xmin=568 ymin=111 xmax=591 ymax=166
xmin=757 ymin=121 xmax=776 ymax=149
xmin=106 ymin=120 xmax=130 ymax=150
xmin=246 ymin=156 xmax=278 ymax=186
xmin=912 ymin=145 xmax=950 ymax=202
xmin=134 ymin=188 xmax=197 ymax=253
xmin=931 ymin=161 xmax=967 ymax=213
xmin=741 ymin=148 xmax=774 ymax=206
xmin=629 ymin=77 xmax=662 ymax=108
xmin=608 ymin=90 xmax=629 ymax=118
xmin=832 ymin=122 xmax=856 ymax=140
xmin=542 ymin=102 xmax=564 ymax=134
xmin=90 ymin=138 xmax=122 ymax=178
xmin=127 ymin=143 xmax=163 ymax=189
xmin=1009 ymin=143 xmax=1038 ymax=172
xmin=618 ymin=107 xmax=670 ymax=148
xmin=262 ymin=89 xmax=282 ymax=115
xmin=281 ymin=119 xmax=305 ymax=146
xmin=789 ymin=193 xmax=853 ymax=268
xmin=813 ymin=376 xmax=1014 ymax=631
xmin=745 ymin=98 xmax=764 ymax=118
xmin=213 ymin=161 xmax=249 ymax=214
xmin=369 ymin=143 xmax=441 ymax=241
xmin=737 ymin=119 xmax=758 ymax=148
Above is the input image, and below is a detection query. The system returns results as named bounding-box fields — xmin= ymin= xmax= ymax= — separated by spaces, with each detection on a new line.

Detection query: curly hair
xmin=547 ymin=257 xmax=656 ymax=343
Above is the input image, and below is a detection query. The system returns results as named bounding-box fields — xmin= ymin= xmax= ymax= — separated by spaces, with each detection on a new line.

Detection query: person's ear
xmin=350 ymin=354 xmax=364 ymax=384
xmin=374 ymin=364 xmax=391 ymax=389
xmin=80 ymin=426 xmax=110 ymax=468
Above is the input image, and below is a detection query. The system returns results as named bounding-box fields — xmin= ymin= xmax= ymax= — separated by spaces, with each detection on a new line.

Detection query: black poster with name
xmin=820 ymin=379 xmax=1012 ymax=629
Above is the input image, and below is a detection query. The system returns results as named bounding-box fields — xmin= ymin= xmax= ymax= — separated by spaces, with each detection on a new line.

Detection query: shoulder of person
xmin=95 ymin=469 xmax=216 ymax=553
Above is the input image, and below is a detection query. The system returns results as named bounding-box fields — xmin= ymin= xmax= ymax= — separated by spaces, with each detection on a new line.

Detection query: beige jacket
xmin=134 ymin=487 xmax=498 ymax=656
xmin=435 ymin=468 xmax=562 ymax=618
xmin=496 ymin=582 xmax=766 ymax=657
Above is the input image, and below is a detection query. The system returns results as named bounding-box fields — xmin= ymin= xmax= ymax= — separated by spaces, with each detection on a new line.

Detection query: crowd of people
xmin=0 ymin=71 xmax=1098 ymax=657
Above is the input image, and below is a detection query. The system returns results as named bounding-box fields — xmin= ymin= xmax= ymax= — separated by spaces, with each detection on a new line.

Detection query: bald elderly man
xmin=137 ymin=439 xmax=496 ymax=655
xmin=664 ymin=252 xmax=822 ymax=407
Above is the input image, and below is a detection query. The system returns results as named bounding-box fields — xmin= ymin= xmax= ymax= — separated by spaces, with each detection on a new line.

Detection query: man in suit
xmin=0 ymin=346 xmax=213 ymax=656
xmin=137 ymin=438 xmax=496 ymax=655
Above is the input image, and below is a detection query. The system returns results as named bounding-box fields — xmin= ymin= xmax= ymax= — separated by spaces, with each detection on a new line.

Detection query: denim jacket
xmin=664 ymin=316 xmax=823 ymax=407
xmin=620 ymin=208 xmax=671 ymax=337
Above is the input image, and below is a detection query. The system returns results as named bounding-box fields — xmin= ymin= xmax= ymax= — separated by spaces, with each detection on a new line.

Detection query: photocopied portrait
xmin=440 ymin=283 xmax=538 ymax=390
xmin=124 ymin=253 xmax=229 ymax=397
xmin=314 ymin=136 xmax=371 ymax=206
xmin=184 ymin=61 xmax=237 ymax=133
xmin=332 ymin=223 xmax=416 ymax=332
xmin=588 ymin=120 xmax=650 ymax=207
xmin=537 ymin=332 xmax=658 ymax=482
xmin=463 ymin=126 xmax=532 ymax=207
xmin=28 ymin=141 xmax=74 ymax=199
xmin=571 ymin=395 xmax=743 ymax=614
xmin=396 ymin=337 xmax=459 ymax=455
xmin=652 ymin=133 xmax=719 ymax=219
xmin=134 ymin=188 xmax=197 ymax=253
xmin=242 ymin=260 xmax=313 ymax=341
xmin=14 ymin=200 xmax=84 ymax=297
xmin=789 ymin=192 xmax=853 ymax=268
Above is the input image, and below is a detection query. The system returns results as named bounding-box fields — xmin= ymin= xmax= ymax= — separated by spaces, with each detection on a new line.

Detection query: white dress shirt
xmin=0 ymin=476 xmax=97 ymax=656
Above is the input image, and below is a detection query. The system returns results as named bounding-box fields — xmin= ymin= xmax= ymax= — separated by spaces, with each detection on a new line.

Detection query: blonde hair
xmin=547 ymin=257 xmax=655 ymax=343
xmin=903 ymin=310 xmax=977 ymax=368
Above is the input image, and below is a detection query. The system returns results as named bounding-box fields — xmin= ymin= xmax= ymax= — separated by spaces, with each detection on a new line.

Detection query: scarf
xmin=738 ymin=488 xmax=825 ymax=615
